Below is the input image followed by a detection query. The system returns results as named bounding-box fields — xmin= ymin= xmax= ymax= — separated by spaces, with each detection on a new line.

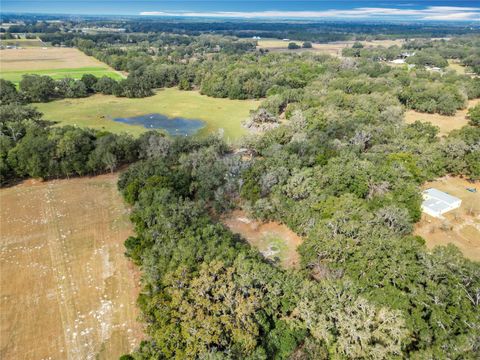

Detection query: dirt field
xmin=0 ymin=174 xmax=143 ymax=359
xmin=257 ymin=39 xmax=405 ymax=56
xmin=405 ymin=99 xmax=480 ymax=136
xmin=414 ymin=176 xmax=480 ymax=261
xmin=223 ymin=210 xmax=302 ymax=269
xmin=0 ymin=47 xmax=114 ymax=72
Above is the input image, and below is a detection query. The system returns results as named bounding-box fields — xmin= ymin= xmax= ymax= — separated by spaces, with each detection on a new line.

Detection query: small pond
xmin=114 ymin=113 xmax=205 ymax=136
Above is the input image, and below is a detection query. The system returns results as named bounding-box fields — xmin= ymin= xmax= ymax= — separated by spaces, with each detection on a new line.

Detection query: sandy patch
xmin=223 ymin=210 xmax=302 ymax=269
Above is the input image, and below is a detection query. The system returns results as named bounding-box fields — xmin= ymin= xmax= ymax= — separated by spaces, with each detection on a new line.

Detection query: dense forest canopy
xmin=1 ymin=18 xmax=479 ymax=359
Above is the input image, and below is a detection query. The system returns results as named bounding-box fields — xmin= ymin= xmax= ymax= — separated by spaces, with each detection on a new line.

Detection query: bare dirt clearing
xmin=0 ymin=47 xmax=114 ymax=71
xmin=0 ymin=174 xmax=142 ymax=359
xmin=414 ymin=176 xmax=480 ymax=261
xmin=405 ymin=99 xmax=480 ymax=136
xmin=223 ymin=210 xmax=302 ymax=269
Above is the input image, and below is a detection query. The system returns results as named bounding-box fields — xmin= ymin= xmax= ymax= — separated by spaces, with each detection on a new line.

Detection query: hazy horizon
xmin=2 ymin=1 xmax=480 ymax=22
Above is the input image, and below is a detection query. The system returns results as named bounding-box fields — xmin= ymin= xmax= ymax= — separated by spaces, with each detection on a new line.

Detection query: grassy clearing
xmin=414 ymin=176 xmax=480 ymax=261
xmin=0 ymin=67 xmax=124 ymax=83
xmin=447 ymin=60 xmax=467 ymax=75
xmin=405 ymin=98 xmax=480 ymax=136
xmin=222 ymin=210 xmax=302 ymax=269
xmin=0 ymin=173 xmax=143 ymax=360
xmin=0 ymin=37 xmax=45 ymax=47
xmin=36 ymin=88 xmax=260 ymax=142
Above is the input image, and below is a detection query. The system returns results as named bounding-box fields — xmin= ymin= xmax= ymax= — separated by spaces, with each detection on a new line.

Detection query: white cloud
xmin=140 ymin=6 xmax=480 ymax=21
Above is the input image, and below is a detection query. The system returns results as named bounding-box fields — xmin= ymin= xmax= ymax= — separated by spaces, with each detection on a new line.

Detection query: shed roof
xmin=423 ymin=188 xmax=460 ymax=206
xmin=422 ymin=188 xmax=461 ymax=216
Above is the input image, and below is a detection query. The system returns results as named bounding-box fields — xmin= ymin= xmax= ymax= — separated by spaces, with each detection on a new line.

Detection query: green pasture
xmin=35 ymin=88 xmax=260 ymax=142
xmin=0 ymin=38 xmax=44 ymax=47
xmin=0 ymin=67 xmax=124 ymax=84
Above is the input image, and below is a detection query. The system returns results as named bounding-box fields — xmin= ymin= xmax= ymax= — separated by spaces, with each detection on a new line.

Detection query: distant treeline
xmin=1 ymin=74 xmax=153 ymax=103
xmin=4 ymin=15 xmax=480 ymax=40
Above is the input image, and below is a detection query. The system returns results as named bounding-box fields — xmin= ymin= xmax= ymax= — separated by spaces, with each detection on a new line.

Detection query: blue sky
xmin=2 ymin=1 xmax=480 ymax=21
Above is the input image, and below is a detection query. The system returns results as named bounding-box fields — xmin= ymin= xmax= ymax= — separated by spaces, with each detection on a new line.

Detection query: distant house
xmin=400 ymin=51 xmax=415 ymax=58
xmin=421 ymin=188 xmax=461 ymax=218
xmin=426 ymin=66 xmax=442 ymax=73
xmin=389 ymin=52 xmax=415 ymax=65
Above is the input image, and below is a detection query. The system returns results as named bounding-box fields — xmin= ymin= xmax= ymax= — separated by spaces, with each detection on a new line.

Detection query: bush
xmin=288 ymin=42 xmax=300 ymax=50
xmin=467 ymin=104 xmax=480 ymax=126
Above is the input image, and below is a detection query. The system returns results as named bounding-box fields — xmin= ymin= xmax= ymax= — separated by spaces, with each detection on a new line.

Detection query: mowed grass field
xmin=0 ymin=174 xmax=142 ymax=359
xmin=414 ymin=176 xmax=480 ymax=261
xmin=36 ymin=88 xmax=261 ymax=142
xmin=0 ymin=47 xmax=123 ymax=84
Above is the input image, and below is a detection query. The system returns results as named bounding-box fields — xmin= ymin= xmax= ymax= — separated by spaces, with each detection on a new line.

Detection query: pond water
xmin=113 ymin=113 xmax=205 ymax=136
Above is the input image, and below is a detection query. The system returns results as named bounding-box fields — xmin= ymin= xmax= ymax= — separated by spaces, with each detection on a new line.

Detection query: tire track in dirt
xmin=42 ymin=182 xmax=86 ymax=359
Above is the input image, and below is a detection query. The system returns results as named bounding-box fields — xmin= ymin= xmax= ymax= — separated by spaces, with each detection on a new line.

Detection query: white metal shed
xmin=421 ymin=188 xmax=462 ymax=218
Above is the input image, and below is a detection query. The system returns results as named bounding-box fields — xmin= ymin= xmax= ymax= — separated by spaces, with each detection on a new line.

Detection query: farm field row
xmin=36 ymin=88 xmax=260 ymax=142
xmin=0 ymin=47 xmax=124 ymax=84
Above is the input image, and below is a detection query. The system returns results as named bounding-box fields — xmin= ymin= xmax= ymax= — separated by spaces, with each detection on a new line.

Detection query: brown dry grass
xmin=0 ymin=173 xmax=143 ymax=359
xmin=414 ymin=176 xmax=480 ymax=261
xmin=222 ymin=210 xmax=302 ymax=269
xmin=447 ymin=60 xmax=467 ymax=75
xmin=257 ymin=39 xmax=405 ymax=56
xmin=0 ymin=47 xmax=110 ymax=71
xmin=405 ymin=99 xmax=480 ymax=136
